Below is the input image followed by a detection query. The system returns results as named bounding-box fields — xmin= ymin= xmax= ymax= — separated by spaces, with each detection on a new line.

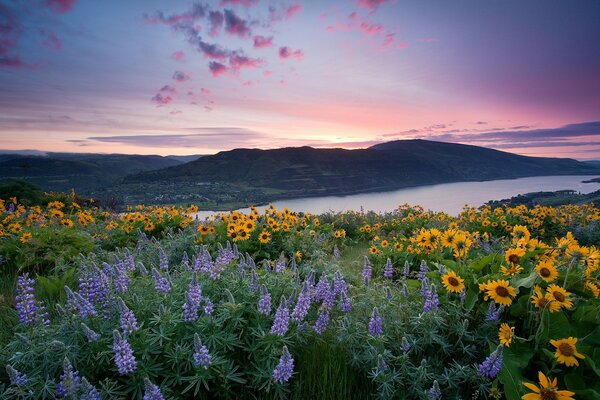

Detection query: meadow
xmin=0 ymin=193 xmax=599 ymax=399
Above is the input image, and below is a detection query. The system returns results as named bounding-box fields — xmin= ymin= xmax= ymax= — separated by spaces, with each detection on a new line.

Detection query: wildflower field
xmin=0 ymin=194 xmax=599 ymax=399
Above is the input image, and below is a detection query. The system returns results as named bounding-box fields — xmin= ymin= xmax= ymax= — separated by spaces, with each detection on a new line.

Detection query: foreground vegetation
xmin=0 ymin=193 xmax=599 ymax=399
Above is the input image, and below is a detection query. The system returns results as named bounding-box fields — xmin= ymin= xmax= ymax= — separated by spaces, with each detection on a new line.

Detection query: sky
xmin=1 ymin=0 xmax=599 ymax=159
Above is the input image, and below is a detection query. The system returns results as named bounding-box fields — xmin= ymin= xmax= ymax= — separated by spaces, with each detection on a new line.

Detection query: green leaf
xmin=498 ymin=343 xmax=535 ymax=400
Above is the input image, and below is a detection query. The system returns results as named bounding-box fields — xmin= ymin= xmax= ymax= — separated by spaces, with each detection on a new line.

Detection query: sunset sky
xmin=1 ymin=0 xmax=599 ymax=159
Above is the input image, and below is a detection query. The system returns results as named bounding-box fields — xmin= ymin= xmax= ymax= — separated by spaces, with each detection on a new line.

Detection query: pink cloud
xmin=397 ymin=41 xmax=408 ymax=49
xmin=41 ymin=31 xmax=63 ymax=50
xmin=253 ymin=35 xmax=273 ymax=49
xmin=229 ymin=54 xmax=264 ymax=71
xmin=159 ymin=85 xmax=177 ymax=94
xmin=144 ymin=4 xmax=206 ymax=26
xmin=0 ymin=5 xmax=21 ymax=62
xmin=200 ymin=87 xmax=212 ymax=94
xmin=151 ymin=93 xmax=173 ymax=105
xmin=286 ymin=4 xmax=303 ymax=19
xmin=223 ymin=9 xmax=251 ymax=38
xmin=197 ymin=40 xmax=230 ymax=60
xmin=355 ymin=0 xmax=390 ymax=11
xmin=263 ymin=70 xmax=273 ymax=77
xmin=269 ymin=3 xmax=303 ymax=22
xmin=170 ymin=109 xmax=182 ymax=115
xmin=171 ymin=50 xmax=186 ymax=61
xmin=208 ymin=10 xmax=224 ymax=37
xmin=0 ymin=57 xmax=25 ymax=68
xmin=44 ymin=0 xmax=77 ymax=13
xmin=242 ymin=80 xmax=257 ymax=86
xmin=278 ymin=46 xmax=303 ymax=61
xmin=208 ymin=61 xmax=228 ymax=77
xmin=358 ymin=22 xmax=383 ymax=35
xmin=172 ymin=70 xmax=191 ymax=82
xmin=220 ymin=0 xmax=258 ymax=6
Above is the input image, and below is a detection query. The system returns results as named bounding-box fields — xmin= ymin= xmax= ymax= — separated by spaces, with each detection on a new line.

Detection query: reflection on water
xmin=194 ymin=175 xmax=600 ymax=219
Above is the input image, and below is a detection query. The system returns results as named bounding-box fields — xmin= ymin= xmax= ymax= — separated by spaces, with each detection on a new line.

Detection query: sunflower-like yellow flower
xmin=547 ymin=284 xmax=573 ymax=309
xmin=521 ymin=371 xmax=575 ymax=400
xmin=585 ymin=281 xmax=600 ymax=298
xmin=498 ymin=323 xmax=514 ymax=347
xmin=535 ymin=260 xmax=558 ymax=283
xmin=550 ymin=337 xmax=585 ymax=367
xmin=441 ymin=271 xmax=465 ymax=293
xmin=505 ymin=247 xmax=526 ymax=265
xmin=501 ymin=264 xmax=523 ymax=277
xmin=258 ymin=230 xmax=271 ymax=244
xmin=482 ymin=279 xmax=516 ymax=306
xmin=531 ymin=286 xmax=561 ymax=313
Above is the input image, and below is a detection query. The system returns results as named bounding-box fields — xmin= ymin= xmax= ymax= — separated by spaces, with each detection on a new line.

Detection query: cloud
xmin=171 ymin=50 xmax=185 ymax=61
xmin=269 ymin=3 xmax=303 ymax=23
xmin=229 ymin=54 xmax=264 ymax=71
xmin=159 ymin=85 xmax=177 ymax=94
xmin=144 ymin=4 xmax=206 ymax=26
xmin=220 ymin=0 xmax=258 ymax=6
xmin=285 ymin=4 xmax=303 ymax=19
xmin=355 ymin=0 xmax=390 ymax=11
xmin=416 ymin=37 xmax=439 ymax=43
xmin=278 ymin=46 xmax=303 ymax=60
xmin=172 ymin=70 xmax=191 ymax=82
xmin=86 ymin=128 xmax=268 ymax=148
xmin=223 ymin=9 xmax=251 ymax=37
xmin=151 ymin=93 xmax=173 ymax=105
xmin=40 ymin=30 xmax=62 ymax=50
xmin=200 ymin=87 xmax=212 ymax=95
xmin=253 ymin=35 xmax=273 ymax=49
xmin=0 ymin=5 xmax=23 ymax=67
xmin=44 ymin=0 xmax=77 ymax=13
xmin=208 ymin=10 xmax=224 ymax=37
xmin=208 ymin=61 xmax=228 ymax=77
xmin=358 ymin=22 xmax=383 ymax=35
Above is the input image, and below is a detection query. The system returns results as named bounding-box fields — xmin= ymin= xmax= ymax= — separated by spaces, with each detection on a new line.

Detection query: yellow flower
xmin=500 ymin=264 xmax=523 ymax=277
xmin=505 ymin=247 xmax=525 ymax=265
xmin=535 ymin=260 xmax=558 ymax=282
xmin=531 ymin=286 xmax=561 ymax=313
xmin=295 ymin=250 xmax=302 ymax=262
xmin=441 ymin=271 xmax=465 ymax=293
xmin=547 ymin=284 xmax=573 ymax=309
xmin=585 ymin=281 xmax=600 ymax=298
xmin=483 ymin=280 xmax=516 ymax=306
xmin=380 ymin=239 xmax=389 ymax=248
xmin=498 ymin=323 xmax=514 ymax=347
xmin=258 ymin=230 xmax=271 ymax=244
xmin=521 ymin=371 xmax=575 ymax=400
xmin=19 ymin=232 xmax=32 ymax=243
xmin=144 ymin=222 xmax=154 ymax=231
xmin=550 ymin=337 xmax=585 ymax=367
xmin=60 ymin=219 xmax=74 ymax=227
xmin=369 ymin=246 xmax=379 ymax=255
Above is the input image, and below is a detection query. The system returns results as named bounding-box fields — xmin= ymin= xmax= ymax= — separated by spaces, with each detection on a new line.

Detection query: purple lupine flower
xmin=117 ymin=298 xmax=139 ymax=334
xmin=112 ymin=330 xmax=137 ymax=375
xmin=377 ymin=354 xmax=387 ymax=372
xmin=143 ymin=378 xmax=164 ymax=400
xmin=181 ymin=251 xmax=190 ymax=271
xmin=7 ymin=202 xmax=15 ymax=213
xmin=485 ymin=302 xmax=503 ymax=322
xmin=420 ymin=277 xmax=430 ymax=297
xmin=314 ymin=275 xmax=330 ymax=302
xmin=151 ymin=268 xmax=171 ymax=293
xmin=65 ymin=286 xmax=97 ymax=319
xmin=274 ymin=252 xmax=286 ymax=273
xmin=248 ymin=269 xmax=259 ymax=293
xmin=124 ymin=251 xmax=136 ymax=272
xmin=401 ymin=336 xmax=411 ymax=353
xmin=194 ymin=216 xmax=200 ymax=232
xmin=459 ymin=288 xmax=467 ymax=303
xmin=384 ymin=287 xmax=393 ymax=301
xmin=417 ymin=260 xmax=429 ymax=281
xmin=383 ymin=258 xmax=394 ymax=279
xmin=159 ymin=249 xmax=169 ymax=271
xmin=403 ymin=260 xmax=410 ymax=278
xmin=272 ymin=346 xmax=294 ymax=384
xmin=271 ymin=296 xmax=290 ymax=336
xmin=79 ymin=267 xmax=109 ymax=306
xmin=15 ymin=273 xmax=49 ymax=326
xmin=291 ymin=282 xmax=311 ymax=324
xmin=403 ymin=283 xmax=410 ymax=299
xmin=368 ymin=307 xmax=383 ymax=337
xmin=257 ymin=285 xmax=272 ymax=315
xmin=478 ymin=346 xmax=503 ymax=379
xmin=57 ymin=358 xmax=81 ymax=398
xmin=114 ymin=262 xmax=129 ymax=294
xmin=80 ymin=377 xmax=101 ymax=400
xmin=193 ymin=333 xmax=212 ymax=369
xmin=428 ymin=380 xmax=442 ymax=400
xmin=6 ymin=365 xmax=29 ymax=386
xmin=138 ymin=262 xmax=148 ymax=275
xmin=362 ymin=256 xmax=372 ymax=285
xmin=321 ymin=282 xmax=336 ymax=310
xmin=81 ymin=323 xmax=100 ymax=342
xmin=313 ymin=307 xmax=330 ymax=335
xmin=182 ymin=273 xmax=202 ymax=322
xmin=423 ymin=284 xmax=439 ymax=313
xmin=333 ymin=245 xmax=341 ymax=261
xmin=338 ymin=290 xmax=352 ymax=313
xmin=332 ymin=271 xmax=347 ymax=297
xmin=203 ymin=298 xmax=214 ymax=315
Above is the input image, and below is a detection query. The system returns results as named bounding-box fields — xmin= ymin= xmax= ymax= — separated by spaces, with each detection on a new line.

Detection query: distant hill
xmin=486 ymin=189 xmax=600 ymax=208
xmin=125 ymin=140 xmax=600 ymax=199
xmin=0 ymin=153 xmax=182 ymax=192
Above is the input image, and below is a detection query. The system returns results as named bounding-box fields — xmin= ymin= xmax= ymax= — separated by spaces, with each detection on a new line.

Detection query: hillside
xmin=0 ymin=153 xmax=183 ymax=192
xmin=124 ymin=140 xmax=600 ymax=201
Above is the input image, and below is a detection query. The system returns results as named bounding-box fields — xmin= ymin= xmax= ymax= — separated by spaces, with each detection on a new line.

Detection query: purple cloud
xmin=208 ymin=10 xmax=224 ymax=37
xmin=223 ymin=9 xmax=252 ymax=37
xmin=355 ymin=0 xmax=390 ymax=11
xmin=171 ymin=50 xmax=185 ymax=61
xmin=253 ymin=35 xmax=273 ymax=49
xmin=278 ymin=46 xmax=303 ymax=60
xmin=172 ymin=70 xmax=191 ymax=82
xmin=208 ymin=61 xmax=228 ymax=77
xmin=220 ymin=0 xmax=258 ymax=6
xmin=151 ymin=93 xmax=173 ymax=105
xmin=41 ymin=30 xmax=62 ymax=50
xmin=229 ymin=54 xmax=264 ymax=71
xmin=44 ymin=0 xmax=77 ymax=13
